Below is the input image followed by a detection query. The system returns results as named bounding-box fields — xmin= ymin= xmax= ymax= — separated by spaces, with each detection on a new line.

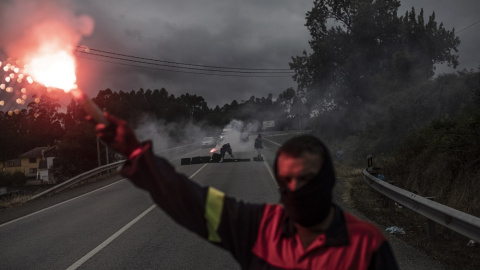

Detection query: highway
xmin=0 ymin=136 xmax=283 ymax=270
xmin=0 ymin=134 xmax=447 ymax=269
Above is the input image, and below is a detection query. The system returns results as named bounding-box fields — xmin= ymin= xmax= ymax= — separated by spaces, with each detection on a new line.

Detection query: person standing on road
xmin=336 ymin=148 xmax=344 ymax=162
xmin=94 ymin=112 xmax=399 ymax=270
xmin=254 ymin=134 xmax=263 ymax=161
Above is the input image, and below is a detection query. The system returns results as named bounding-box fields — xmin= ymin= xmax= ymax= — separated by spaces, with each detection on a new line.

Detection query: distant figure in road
xmin=94 ymin=112 xmax=399 ymax=270
xmin=336 ymin=149 xmax=344 ymax=162
xmin=254 ymin=134 xmax=263 ymax=160
xmin=220 ymin=143 xmax=234 ymax=161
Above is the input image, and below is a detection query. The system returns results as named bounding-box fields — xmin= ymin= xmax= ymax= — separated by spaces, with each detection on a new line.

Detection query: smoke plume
xmin=0 ymin=0 xmax=94 ymax=63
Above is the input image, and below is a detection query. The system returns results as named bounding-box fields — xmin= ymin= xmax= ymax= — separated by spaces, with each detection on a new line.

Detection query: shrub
xmin=0 ymin=171 xmax=27 ymax=187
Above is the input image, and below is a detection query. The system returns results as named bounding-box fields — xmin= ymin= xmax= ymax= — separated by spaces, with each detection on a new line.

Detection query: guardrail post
xmin=426 ymin=197 xmax=436 ymax=242
xmin=386 ymin=181 xmax=396 ymax=212
xmin=388 ymin=199 xmax=395 ymax=212
xmin=367 ymin=155 xmax=374 ymax=173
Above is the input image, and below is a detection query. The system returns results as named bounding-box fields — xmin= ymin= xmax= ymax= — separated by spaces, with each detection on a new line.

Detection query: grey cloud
xmin=70 ymin=0 xmax=480 ymax=107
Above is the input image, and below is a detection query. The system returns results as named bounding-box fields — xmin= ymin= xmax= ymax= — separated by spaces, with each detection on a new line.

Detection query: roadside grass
xmin=0 ymin=194 xmax=33 ymax=209
xmin=0 ymin=171 xmax=119 ymax=210
xmin=336 ymin=164 xmax=480 ymax=270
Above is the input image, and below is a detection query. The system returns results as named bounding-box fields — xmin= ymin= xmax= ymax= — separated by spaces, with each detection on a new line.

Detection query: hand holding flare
xmin=94 ymin=112 xmax=141 ymax=157
xmin=70 ymin=88 xmax=108 ymax=124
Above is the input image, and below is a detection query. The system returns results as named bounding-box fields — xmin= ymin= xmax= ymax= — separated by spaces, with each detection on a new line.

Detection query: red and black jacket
xmin=121 ymin=142 xmax=398 ymax=269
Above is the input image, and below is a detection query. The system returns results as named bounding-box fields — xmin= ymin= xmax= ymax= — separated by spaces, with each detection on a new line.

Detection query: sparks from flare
xmin=0 ymin=58 xmax=37 ymax=111
xmin=0 ymin=0 xmax=100 ymax=120
xmin=12 ymin=47 xmax=107 ymax=124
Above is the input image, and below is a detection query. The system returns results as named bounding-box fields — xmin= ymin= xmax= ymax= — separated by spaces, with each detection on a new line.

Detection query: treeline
xmin=91 ymin=88 xmax=291 ymax=132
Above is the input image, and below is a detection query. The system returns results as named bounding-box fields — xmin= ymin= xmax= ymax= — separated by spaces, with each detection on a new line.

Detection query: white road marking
xmin=189 ymin=163 xmax=209 ymax=178
xmin=167 ymin=148 xmax=202 ymax=161
xmin=65 ymin=165 xmax=208 ymax=269
xmin=264 ymin=137 xmax=281 ymax=147
xmin=1 ymin=149 xmax=206 ymax=229
xmin=66 ymin=204 xmax=156 ymax=270
xmin=0 ymin=180 xmax=124 ymax=229
xmin=256 ymin=137 xmax=279 ymax=187
xmin=262 ymin=157 xmax=278 ymax=187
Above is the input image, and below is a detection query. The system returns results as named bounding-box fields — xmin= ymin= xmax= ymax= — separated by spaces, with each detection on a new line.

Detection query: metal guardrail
xmin=27 ymin=142 xmax=200 ymax=201
xmin=28 ymin=160 xmax=126 ymax=201
xmin=363 ymin=169 xmax=480 ymax=243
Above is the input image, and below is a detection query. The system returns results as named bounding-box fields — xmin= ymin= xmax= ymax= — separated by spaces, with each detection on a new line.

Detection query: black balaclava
xmin=274 ymin=135 xmax=336 ymax=227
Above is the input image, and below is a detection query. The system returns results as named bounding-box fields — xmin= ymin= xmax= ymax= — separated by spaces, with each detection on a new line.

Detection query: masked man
xmin=95 ymin=112 xmax=398 ymax=269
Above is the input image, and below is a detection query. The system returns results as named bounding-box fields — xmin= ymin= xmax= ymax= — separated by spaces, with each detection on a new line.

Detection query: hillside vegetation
xmin=384 ymin=104 xmax=480 ymax=217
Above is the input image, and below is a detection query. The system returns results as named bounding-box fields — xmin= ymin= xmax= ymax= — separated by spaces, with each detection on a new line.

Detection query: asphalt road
xmin=0 ymin=134 xmax=448 ymax=269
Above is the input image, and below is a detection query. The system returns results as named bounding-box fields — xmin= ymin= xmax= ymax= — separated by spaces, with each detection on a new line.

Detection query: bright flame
xmin=25 ymin=50 xmax=77 ymax=92
xmin=210 ymin=148 xmax=217 ymax=153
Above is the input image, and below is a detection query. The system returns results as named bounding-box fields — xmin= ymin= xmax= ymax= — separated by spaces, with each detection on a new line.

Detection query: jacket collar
xmin=281 ymin=204 xmax=349 ymax=247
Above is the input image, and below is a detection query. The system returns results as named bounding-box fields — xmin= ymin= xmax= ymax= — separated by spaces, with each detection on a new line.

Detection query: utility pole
xmin=96 ymin=137 xmax=101 ymax=167
xmin=297 ymin=97 xmax=302 ymax=130
xmin=105 ymin=142 xmax=109 ymax=164
xmin=101 ymin=107 xmax=108 ymax=165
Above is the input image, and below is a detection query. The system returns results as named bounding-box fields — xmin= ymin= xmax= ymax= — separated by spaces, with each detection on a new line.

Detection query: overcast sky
xmin=1 ymin=0 xmax=479 ymax=109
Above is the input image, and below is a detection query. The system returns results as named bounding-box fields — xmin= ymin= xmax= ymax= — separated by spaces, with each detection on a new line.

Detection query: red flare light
xmin=25 ymin=49 xmax=77 ymax=92
xmin=210 ymin=148 xmax=217 ymax=153
xmin=0 ymin=0 xmax=97 ymax=118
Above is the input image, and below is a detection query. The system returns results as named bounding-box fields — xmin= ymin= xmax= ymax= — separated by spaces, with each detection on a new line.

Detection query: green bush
xmin=0 ymin=171 xmax=27 ymax=187
xmin=384 ymin=108 xmax=480 ymax=217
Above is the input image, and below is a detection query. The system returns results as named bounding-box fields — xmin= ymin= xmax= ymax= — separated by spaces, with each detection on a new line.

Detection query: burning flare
xmin=25 ymin=49 xmax=77 ymax=92
xmin=0 ymin=0 xmax=99 ymax=118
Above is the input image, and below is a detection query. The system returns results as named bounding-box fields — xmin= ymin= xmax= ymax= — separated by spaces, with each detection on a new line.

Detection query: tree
xmin=290 ymin=0 xmax=460 ymax=106
xmin=25 ymin=94 xmax=65 ymax=148
xmin=0 ymin=110 xmax=29 ymax=160
xmin=49 ymin=120 xmax=98 ymax=181
xmin=178 ymin=93 xmax=210 ymax=121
